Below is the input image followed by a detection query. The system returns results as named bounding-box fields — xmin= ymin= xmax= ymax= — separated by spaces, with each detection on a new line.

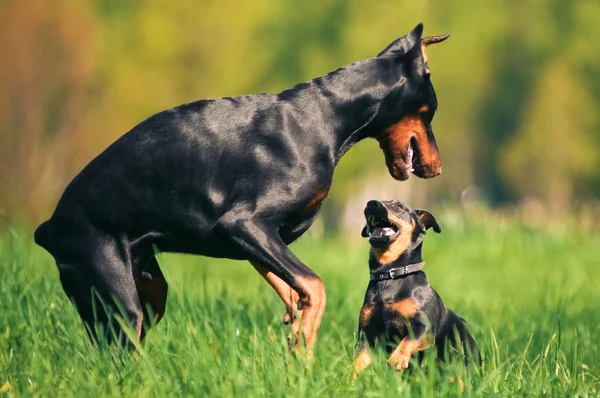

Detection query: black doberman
xmin=353 ymin=200 xmax=480 ymax=374
xmin=34 ymin=23 xmax=449 ymax=358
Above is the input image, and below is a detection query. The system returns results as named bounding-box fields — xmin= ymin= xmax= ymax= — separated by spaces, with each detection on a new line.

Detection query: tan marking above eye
xmin=386 ymin=212 xmax=404 ymax=226
xmin=419 ymin=105 xmax=429 ymax=114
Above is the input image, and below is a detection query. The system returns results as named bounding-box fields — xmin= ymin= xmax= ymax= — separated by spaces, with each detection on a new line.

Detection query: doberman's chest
xmin=279 ymin=189 xmax=329 ymax=244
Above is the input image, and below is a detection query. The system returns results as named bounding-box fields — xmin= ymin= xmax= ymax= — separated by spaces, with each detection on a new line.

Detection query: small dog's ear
xmin=361 ymin=225 xmax=369 ymax=238
xmin=415 ymin=209 xmax=441 ymax=233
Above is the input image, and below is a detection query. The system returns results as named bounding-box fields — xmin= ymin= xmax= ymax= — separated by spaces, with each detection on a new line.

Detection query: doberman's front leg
xmin=250 ymin=261 xmax=301 ymax=325
xmin=250 ymin=261 xmax=303 ymax=347
xmin=222 ymin=219 xmax=326 ymax=360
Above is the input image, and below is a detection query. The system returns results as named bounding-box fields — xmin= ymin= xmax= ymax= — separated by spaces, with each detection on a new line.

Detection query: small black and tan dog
xmin=353 ymin=200 xmax=479 ymax=374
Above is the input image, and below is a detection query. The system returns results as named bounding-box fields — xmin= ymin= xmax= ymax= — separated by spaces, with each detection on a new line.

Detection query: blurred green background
xmin=1 ymin=0 xmax=599 ymax=231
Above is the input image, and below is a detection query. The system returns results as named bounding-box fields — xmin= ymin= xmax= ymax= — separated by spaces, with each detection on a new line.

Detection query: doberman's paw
xmin=282 ymin=288 xmax=302 ymax=324
xmin=287 ymin=335 xmax=314 ymax=363
xmin=283 ymin=312 xmax=292 ymax=325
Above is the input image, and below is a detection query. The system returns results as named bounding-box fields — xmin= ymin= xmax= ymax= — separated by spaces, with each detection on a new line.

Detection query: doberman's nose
xmin=366 ymin=200 xmax=382 ymax=208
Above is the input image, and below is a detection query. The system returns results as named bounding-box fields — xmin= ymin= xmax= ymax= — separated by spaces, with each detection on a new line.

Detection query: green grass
xmin=1 ymin=212 xmax=599 ymax=397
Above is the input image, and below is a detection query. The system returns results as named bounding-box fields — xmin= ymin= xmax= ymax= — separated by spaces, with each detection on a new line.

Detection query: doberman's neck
xmin=369 ymin=243 xmax=424 ymax=272
xmin=279 ymin=56 xmax=404 ymax=163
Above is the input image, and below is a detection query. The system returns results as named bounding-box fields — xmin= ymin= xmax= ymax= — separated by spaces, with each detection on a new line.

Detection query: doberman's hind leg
xmin=56 ymin=237 xmax=144 ymax=348
xmin=222 ymin=219 xmax=326 ymax=361
xmin=134 ymin=255 xmax=168 ymax=340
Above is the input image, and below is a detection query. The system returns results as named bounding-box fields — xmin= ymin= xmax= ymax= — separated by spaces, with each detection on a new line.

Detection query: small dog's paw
xmin=387 ymin=354 xmax=410 ymax=371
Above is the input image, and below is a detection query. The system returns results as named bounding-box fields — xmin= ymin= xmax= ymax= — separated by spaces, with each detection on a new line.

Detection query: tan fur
xmin=136 ymin=312 xmax=144 ymax=339
xmin=421 ymin=42 xmax=430 ymax=67
xmin=371 ymin=217 xmax=415 ymax=265
xmin=387 ymin=334 xmax=431 ymax=371
xmin=251 ymin=261 xmax=325 ymax=361
xmin=353 ymin=346 xmax=373 ymax=377
xmin=359 ymin=302 xmax=376 ymax=327
xmin=375 ymin=115 xmax=441 ymax=178
xmin=303 ymin=189 xmax=328 ymax=214
xmin=294 ymin=275 xmax=326 ymax=361
xmin=250 ymin=261 xmax=300 ymax=324
xmin=389 ymin=298 xmax=419 ymax=318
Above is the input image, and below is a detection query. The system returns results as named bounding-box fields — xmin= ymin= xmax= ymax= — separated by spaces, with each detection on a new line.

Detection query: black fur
xmin=356 ymin=200 xmax=480 ymax=369
xmin=34 ymin=23 xmax=447 ymax=347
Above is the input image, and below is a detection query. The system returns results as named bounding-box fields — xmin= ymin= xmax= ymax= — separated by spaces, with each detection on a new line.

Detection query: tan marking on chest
xmin=389 ymin=298 xmax=419 ymax=318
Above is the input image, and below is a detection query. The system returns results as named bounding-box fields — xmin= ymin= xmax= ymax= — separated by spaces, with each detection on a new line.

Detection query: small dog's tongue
xmin=382 ymin=227 xmax=395 ymax=236
xmin=372 ymin=227 xmax=395 ymax=237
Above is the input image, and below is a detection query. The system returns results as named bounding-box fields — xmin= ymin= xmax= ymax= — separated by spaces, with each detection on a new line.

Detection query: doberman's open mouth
xmin=405 ymin=137 xmax=421 ymax=175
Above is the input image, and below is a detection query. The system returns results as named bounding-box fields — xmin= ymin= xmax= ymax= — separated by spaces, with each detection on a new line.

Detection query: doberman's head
xmin=368 ymin=23 xmax=449 ymax=181
xmin=361 ymin=200 xmax=441 ymax=265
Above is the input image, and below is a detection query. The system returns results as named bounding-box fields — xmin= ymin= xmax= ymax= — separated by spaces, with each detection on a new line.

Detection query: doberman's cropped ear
xmin=409 ymin=23 xmax=424 ymax=42
xmin=377 ymin=22 xmax=424 ymax=57
xmin=415 ymin=209 xmax=441 ymax=233
xmin=361 ymin=225 xmax=369 ymax=238
xmin=405 ymin=27 xmax=450 ymax=76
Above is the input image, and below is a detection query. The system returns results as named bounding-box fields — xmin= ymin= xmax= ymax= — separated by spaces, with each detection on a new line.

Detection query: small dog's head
xmin=361 ymin=200 xmax=441 ymax=264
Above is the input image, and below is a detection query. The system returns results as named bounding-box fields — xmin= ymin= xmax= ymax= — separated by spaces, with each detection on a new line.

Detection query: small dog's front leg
xmin=387 ymin=333 xmax=431 ymax=371
xmin=353 ymin=334 xmax=373 ymax=378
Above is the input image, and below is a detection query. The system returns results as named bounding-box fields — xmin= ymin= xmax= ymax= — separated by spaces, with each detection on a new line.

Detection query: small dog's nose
xmin=366 ymin=200 xmax=382 ymax=208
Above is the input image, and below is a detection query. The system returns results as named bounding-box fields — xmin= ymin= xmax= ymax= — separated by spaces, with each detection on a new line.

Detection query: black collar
xmin=370 ymin=262 xmax=425 ymax=281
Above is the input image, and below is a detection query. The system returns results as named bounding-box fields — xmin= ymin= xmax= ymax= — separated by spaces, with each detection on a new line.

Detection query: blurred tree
xmin=0 ymin=0 xmax=599 ymax=227
xmin=499 ymin=58 xmax=597 ymax=210
xmin=497 ymin=0 xmax=600 ymax=209
xmin=0 ymin=0 xmax=96 ymax=223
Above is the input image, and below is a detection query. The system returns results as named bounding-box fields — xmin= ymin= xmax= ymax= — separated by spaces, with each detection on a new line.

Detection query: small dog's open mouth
xmin=365 ymin=213 xmax=400 ymax=247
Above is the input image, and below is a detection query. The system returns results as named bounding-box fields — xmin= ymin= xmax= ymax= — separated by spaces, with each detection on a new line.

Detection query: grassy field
xmin=1 ymin=212 xmax=599 ymax=397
